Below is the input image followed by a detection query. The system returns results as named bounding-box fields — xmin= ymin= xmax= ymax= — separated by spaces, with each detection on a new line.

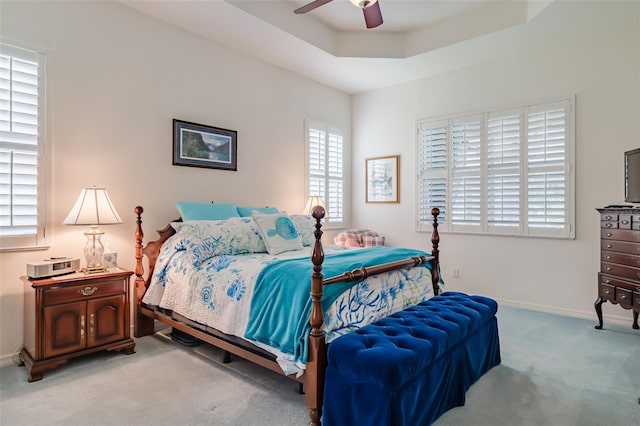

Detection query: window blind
xmin=306 ymin=122 xmax=345 ymax=227
xmin=0 ymin=44 xmax=47 ymax=248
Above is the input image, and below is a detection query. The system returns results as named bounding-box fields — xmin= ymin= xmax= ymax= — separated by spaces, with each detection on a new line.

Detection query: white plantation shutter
xmin=417 ymin=120 xmax=447 ymax=230
xmin=0 ymin=44 xmax=48 ymax=249
xmin=416 ymin=98 xmax=574 ymax=239
xmin=306 ymin=121 xmax=345 ymax=228
xmin=526 ymin=101 xmax=569 ymax=235
xmin=487 ymin=110 xmax=521 ymax=232
xmin=450 ymin=116 xmax=481 ymax=230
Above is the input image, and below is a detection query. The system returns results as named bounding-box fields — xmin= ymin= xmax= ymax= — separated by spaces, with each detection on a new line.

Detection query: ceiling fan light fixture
xmin=349 ymin=0 xmax=378 ymax=9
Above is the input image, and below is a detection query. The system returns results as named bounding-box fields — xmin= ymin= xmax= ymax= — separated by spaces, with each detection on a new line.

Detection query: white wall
xmin=352 ymin=1 xmax=640 ymax=321
xmin=0 ymin=1 xmax=351 ymax=364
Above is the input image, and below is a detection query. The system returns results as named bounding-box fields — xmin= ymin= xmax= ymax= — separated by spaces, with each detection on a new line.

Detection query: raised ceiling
xmin=119 ymin=0 xmax=554 ymax=93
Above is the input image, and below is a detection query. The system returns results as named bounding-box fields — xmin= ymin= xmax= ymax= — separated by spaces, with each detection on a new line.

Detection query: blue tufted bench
xmin=323 ymin=292 xmax=501 ymax=426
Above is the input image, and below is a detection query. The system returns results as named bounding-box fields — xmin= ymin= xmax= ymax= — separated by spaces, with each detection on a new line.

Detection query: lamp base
xmin=82 ymin=266 xmax=107 ymax=275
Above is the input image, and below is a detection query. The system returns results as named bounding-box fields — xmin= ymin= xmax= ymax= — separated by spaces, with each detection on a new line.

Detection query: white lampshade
xmin=63 ymin=186 xmax=122 ymax=272
xmin=63 ymin=186 xmax=123 ymax=226
xmin=303 ymin=195 xmax=327 ymax=217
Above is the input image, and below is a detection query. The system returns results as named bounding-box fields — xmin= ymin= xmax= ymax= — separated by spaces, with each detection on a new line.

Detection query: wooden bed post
xmin=306 ymin=205 xmax=327 ymax=426
xmin=134 ymin=206 xmax=154 ymax=337
xmin=430 ymin=207 xmax=441 ymax=295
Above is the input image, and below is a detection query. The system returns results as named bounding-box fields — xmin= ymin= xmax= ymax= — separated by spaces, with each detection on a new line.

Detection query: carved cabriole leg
xmin=594 ymin=296 xmax=605 ymax=330
xmin=306 ymin=205 xmax=327 ymax=426
xmin=134 ymin=206 xmax=154 ymax=338
xmin=633 ymin=310 xmax=639 ymax=330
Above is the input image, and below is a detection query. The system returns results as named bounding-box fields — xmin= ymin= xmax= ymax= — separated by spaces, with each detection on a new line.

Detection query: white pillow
xmin=290 ymin=214 xmax=315 ymax=246
xmin=171 ymin=217 xmax=266 ymax=266
xmin=253 ymin=212 xmax=303 ymax=255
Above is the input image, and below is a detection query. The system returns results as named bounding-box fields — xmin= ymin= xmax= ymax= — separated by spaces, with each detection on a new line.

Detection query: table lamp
xmin=63 ymin=186 xmax=122 ymax=273
xmin=303 ymin=195 xmax=327 ymax=217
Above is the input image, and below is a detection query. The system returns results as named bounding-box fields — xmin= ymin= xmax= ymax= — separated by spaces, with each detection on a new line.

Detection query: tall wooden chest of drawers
xmin=595 ymin=207 xmax=640 ymax=330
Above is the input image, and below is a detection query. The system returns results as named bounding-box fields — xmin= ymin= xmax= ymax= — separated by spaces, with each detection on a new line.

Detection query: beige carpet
xmin=1 ymin=306 xmax=639 ymax=426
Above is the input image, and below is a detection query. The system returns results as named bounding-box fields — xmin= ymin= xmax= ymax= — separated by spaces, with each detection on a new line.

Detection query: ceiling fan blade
xmin=294 ymin=0 xmax=334 ymax=14
xmin=363 ymin=1 xmax=383 ymax=28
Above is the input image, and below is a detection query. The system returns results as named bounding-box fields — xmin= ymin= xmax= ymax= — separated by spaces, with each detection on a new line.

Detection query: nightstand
xmin=19 ymin=268 xmax=135 ymax=382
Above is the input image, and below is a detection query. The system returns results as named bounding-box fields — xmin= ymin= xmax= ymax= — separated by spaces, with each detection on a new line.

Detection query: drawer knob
xmin=603 ymin=279 xmax=611 ymax=284
xmin=606 ymin=215 xmax=613 ymax=220
xmin=605 ymin=244 xmax=613 ymax=248
xmin=605 ymin=266 xmax=612 ymax=271
xmin=78 ymin=286 xmax=98 ymax=296
xmin=606 ymin=233 xmax=613 ymax=237
xmin=605 ymin=223 xmax=612 ymax=228
xmin=621 ymin=220 xmax=629 ymax=225
xmin=604 ymin=290 xmax=611 ymax=295
xmin=619 ymin=294 xmax=627 ymax=300
xmin=605 ymin=255 xmax=612 ymax=260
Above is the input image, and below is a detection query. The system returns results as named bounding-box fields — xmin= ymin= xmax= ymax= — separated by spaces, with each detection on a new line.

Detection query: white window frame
xmin=0 ymin=42 xmax=50 ymax=251
xmin=304 ymin=120 xmax=346 ymax=229
xmin=416 ymin=97 xmax=575 ymax=239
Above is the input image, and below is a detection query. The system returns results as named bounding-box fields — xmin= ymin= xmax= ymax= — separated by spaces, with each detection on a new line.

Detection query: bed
xmin=133 ymin=203 xmax=441 ymax=425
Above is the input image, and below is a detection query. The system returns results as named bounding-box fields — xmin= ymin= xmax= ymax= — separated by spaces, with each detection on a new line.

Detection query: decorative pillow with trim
xmin=175 ymin=201 xmax=240 ymax=221
xmin=237 ymin=206 xmax=279 ymax=217
xmin=252 ymin=212 xmax=303 ymax=255
xmin=290 ymin=214 xmax=315 ymax=246
xmin=171 ymin=217 xmax=266 ymax=266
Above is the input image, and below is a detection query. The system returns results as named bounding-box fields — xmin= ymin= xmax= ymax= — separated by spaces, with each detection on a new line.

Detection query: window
xmin=305 ymin=120 xmax=345 ymax=228
xmin=0 ymin=43 xmax=49 ymax=250
xmin=416 ymin=98 xmax=574 ymax=239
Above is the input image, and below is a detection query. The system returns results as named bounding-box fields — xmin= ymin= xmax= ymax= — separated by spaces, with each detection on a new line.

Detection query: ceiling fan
xmin=294 ymin=0 xmax=383 ymax=29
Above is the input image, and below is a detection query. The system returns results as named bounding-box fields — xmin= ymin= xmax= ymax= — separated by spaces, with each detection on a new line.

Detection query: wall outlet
xmin=452 ymin=268 xmax=460 ymax=278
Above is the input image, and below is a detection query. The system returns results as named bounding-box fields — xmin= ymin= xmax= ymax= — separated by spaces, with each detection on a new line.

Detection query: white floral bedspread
xmin=143 ymin=233 xmax=435 ymax=374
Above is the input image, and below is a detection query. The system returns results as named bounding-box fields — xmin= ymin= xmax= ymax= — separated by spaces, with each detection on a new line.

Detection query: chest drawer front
xmin=619 ymin=215 xmax=632 ymax=229
xmin=601 ymin=221 xmax=619 ymax=229
xmin=601 ymin=239 xmax=640 ymax=255
xmin=601 ymin=251 xmax=640 ymax=268
xmin=600 ymin=262 xmax=640 ymax=282
xmin=600 ymin=213 xmax=619 ymax=222
xmin=43 ymin=280 xmax=126 ymax=306
xmin=599 ymin=273 xmax=640 ymax=292
xmin=616 ymin=287 xmax=633 ymax=309
xmin=598 ymin=281 xmax=616 ymax=301
xmin=601 ymin=228 xmax=640 ymax=243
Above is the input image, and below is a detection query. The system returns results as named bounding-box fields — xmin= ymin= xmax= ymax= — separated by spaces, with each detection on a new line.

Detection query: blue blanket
xmin=244 ymin=246 xmax=432 ymax=367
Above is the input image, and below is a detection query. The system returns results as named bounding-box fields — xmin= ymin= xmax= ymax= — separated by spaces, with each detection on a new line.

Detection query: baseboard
xmin=496 ymin=297 xmax=634 ymax=327
xmin=0 ymin=351 xmax=20 ymax=368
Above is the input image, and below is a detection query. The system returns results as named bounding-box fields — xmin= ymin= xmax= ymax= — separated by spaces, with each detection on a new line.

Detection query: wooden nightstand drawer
xmin=43 ymin=280 xmax=125 ymax=306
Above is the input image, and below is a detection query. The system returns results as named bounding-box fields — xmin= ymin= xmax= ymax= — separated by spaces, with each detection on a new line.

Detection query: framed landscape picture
xmin=366 ymin=155 xmax=399 ymax=203
xmin=173 ymin=119 xmax=237 ymax=171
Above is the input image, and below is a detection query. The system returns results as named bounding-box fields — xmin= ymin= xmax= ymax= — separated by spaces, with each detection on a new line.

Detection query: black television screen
xmin=625 ymin=148 xmax=640 ymax=203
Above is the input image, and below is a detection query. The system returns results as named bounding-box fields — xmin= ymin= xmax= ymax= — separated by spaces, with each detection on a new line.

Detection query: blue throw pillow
xmin=237 ymin=206 xmax=279 ymax=217
xmin=175 ymin=201 xmax=240 ymax=221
